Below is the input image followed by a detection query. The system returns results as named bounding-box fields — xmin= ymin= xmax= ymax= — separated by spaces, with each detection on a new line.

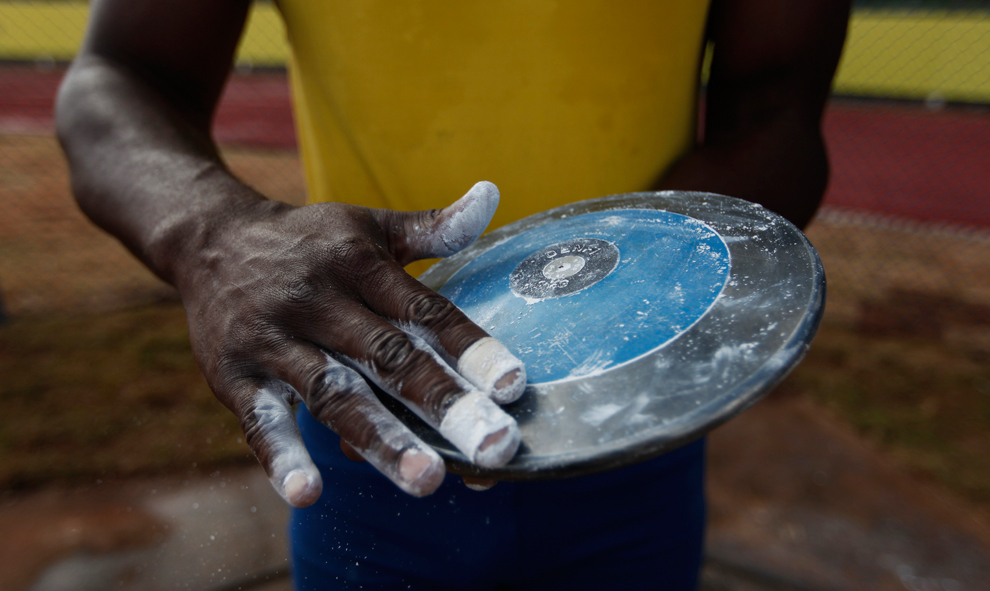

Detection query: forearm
xmin=656 ymin=0 xmax=849 ymax=231
xmin=55 ymin=54 xmax=269 ymax=285
xmin=655 ymin=113 xmax=828 ymax=230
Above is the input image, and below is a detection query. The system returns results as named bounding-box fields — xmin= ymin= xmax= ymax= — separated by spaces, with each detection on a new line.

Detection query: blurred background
xmin=1 ymin=1 xmax=988 ymax=590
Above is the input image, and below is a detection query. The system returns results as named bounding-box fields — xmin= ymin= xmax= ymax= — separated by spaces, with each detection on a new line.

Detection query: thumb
xmin=379 ymin=181 xmax=500 ymax=265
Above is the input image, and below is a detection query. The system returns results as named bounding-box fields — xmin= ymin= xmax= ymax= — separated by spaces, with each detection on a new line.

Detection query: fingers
xmin=276 ymin=342 xmax=447 ymax=497
xmin=438 ymin=380 xmax=521 ymax=468
xmin=378 ymin=180 xmax=500 ymax=264
xmin=313 ymin=304 xmax=521 ymax=467
xmin=339 ymin=439 xmax=366 ymax=462
xmin=455 ymin=336 xmax=527 ymax=405
xmin=358 ymin=263 xmax=527 ymax=404
xmin=462 ymin=476 xmax=497 ymax=491
xmin=368 ymin=180 xmax=527 ymax=403
xmin=357 ymin=329 xmax=520 ymax=468
xmin=233 ymin=379 xmax=323 ymax=507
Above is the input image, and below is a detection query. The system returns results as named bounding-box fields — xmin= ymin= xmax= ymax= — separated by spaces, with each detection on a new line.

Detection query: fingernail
xmin=478 ymin=427 xmax=509 ymax=452
xmin=282 ymin=469 xmax=320 ymax=506
xmin=397 ymin=449 xmax=444 ymax=497
xmin=463 ymin=478 xmax=497 ymax=491
xmin=439 ymin=391 xmax=521 ymax=468
xmin=457 ymin=337 xmax=527 ymax=404
xmin=427 ymin=181 xmax=500 ymax=257
xmin=399 ymin=449 xmax=432 ymax=482
xmin=465 ymin=180 xmax=499 ymax=206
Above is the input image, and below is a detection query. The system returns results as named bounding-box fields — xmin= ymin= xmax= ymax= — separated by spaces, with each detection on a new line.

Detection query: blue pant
xmin=290 ymin=407 xmax=706 ymax=590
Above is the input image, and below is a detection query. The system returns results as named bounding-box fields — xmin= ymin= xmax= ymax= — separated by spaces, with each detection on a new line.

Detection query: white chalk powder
xmin=409 ymin=181 xmax=499 ymax=258
xmin=439 ymin=391 xmax=520 ymax=467
xmin=346 ymin=335 xmax=521 ymax=468
xmin=252 ymin=381 xmax=322 ymax=506
xmin=319 ymin=354 xmax=445 ymax=496
xmin=457 ymin=337 xmax=527 ymax=403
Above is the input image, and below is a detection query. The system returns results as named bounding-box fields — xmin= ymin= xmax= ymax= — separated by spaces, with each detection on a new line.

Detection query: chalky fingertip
xmin=457 ymin=337 xmax=527 ymax=404
xmin=281 ymin=468 xmax=322 ymax=507
xmin=397 ymin=448 xmax=446 ymax=497
xmin=439 ymin=391 xmax=520 ymax=468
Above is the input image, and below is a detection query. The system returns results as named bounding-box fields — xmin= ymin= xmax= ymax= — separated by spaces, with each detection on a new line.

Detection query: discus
xmin=386 ymin=191 xmax=825 ymax=480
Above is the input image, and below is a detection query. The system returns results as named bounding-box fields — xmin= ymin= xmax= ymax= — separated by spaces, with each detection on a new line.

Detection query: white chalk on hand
xmin=457 ymin=337 xmax=527 ymax=404
xmin=439 ymin=390 xmax=521 ymax=468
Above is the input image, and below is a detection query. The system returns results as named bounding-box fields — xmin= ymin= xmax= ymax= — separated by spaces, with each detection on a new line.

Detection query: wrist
xmin=145 ymin=163 xmax=287 ymax=288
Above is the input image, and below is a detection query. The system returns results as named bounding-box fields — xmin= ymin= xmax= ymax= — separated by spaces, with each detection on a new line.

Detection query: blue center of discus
xmin=439 ymin=209 xmax=731 ymax=384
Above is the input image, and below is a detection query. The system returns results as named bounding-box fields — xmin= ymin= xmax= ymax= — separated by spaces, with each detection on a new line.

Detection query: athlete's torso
xmin=279 ymin=8 xmax=713 ymax=586
xmin=279 ymin=0 xmax=712 ymax=230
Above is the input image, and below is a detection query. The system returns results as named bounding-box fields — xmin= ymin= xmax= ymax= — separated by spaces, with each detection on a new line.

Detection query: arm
xmin=57 ymin=0 xmax=526 ymax=505
xmin=656 ymin=0 xmax=851 ymax=229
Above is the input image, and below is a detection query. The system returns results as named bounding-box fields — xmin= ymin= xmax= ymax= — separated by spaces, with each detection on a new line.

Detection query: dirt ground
xmin=2 ymin=133 xmax=990 ymax=589
xmin=0 ymin=134 xmax=307 ymax=316
xmin=706 ymin=389 xmax=990 ymax=590
xmin=2 ymin=387 xmax=988 ymax=591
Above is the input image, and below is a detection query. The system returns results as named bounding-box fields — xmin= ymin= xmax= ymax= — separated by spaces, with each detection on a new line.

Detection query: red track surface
xmin=3 ymin=66 xmax=988 ymax=230
xmin=823 ymin=100 xmax=990 ymax=230
xmin=0 ymin=67 xmax=297 ymax=147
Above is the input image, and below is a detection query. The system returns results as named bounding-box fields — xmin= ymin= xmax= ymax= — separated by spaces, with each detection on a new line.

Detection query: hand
xmin=173 ymin=181 xmax=526 ymax=506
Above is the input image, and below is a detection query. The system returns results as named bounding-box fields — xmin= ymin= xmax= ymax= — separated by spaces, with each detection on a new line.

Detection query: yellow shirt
xmin=280 ymin=0 xmax=710 ymax=227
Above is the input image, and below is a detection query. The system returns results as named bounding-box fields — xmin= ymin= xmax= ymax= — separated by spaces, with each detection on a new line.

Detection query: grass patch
xmin=0 ymin=303 xmax=251 ymax=490
xmin=2 ymin=300 xmax=989 ymax=513
xmin=790 ymin=322 xmax=990 ymax=507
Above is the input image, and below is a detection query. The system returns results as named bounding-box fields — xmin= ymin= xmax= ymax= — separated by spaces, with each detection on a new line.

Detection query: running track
xmin=3 ymin=67 xmax=988 ymax=230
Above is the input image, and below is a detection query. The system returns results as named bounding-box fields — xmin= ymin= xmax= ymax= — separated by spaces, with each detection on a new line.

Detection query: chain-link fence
xmin=0 ymin=1 xmax=987 ymax=323
xmin=0 ymin=0 xmax=300 ymax=317
xmin=2 ymin=0 xmax=989 ymax=490
xmin=815 ymin=2 xmax=990 ymax=345
xmin=1 ymin=3 xmax=989 ymax=589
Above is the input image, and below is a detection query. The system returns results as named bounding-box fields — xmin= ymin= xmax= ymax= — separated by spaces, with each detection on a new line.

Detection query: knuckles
xmin=239 ymin=414 xmax=268 ymax=456
xmin=209 ymin=351 xmax=262 ymax=392
xmin=306 ymin=372 xmax=367 ymax=432
xmin=300 ymin=365 xmax=389 ymax=455
xmin=281 ymin=276 xmax=321 ymax=310
xmin=296 ymin=363 xmax=367 ymax=423
xmin=234 ymin=385 xmax=294 ymax=461
xmin=364 ymin=329 xmax=416 ymax=379
xmin=404 ymin=292 xmax=460 ymax=330
xmin=182 ymin=203 xmax=429 ymax=410
xmin=326 ymin=237 xmax=394 ymax=292
xmin=325 ymin=233 xmax=379 ymax=265
xmin=303 ymin=378 xmax=349 ymax=428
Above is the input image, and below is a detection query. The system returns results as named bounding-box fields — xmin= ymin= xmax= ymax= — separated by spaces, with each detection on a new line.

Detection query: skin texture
xmin=56 ymin=0 xmax=850 ymax=503
xmin=657 ymin=0 xmax=852 ymax=230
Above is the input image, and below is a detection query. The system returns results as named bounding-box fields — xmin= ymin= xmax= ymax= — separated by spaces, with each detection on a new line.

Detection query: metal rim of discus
xmin=398 ymin=191 xmax=827 ymax=480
